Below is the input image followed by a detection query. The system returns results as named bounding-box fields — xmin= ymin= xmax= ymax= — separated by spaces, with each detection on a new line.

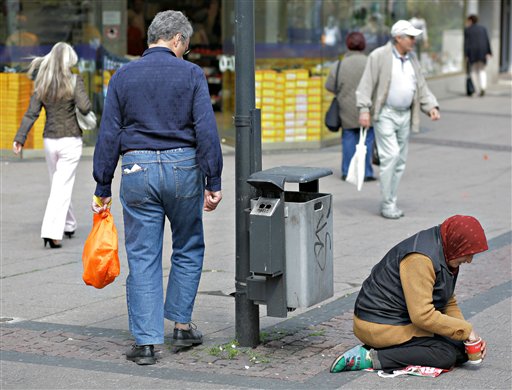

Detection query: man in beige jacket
xmin=356 ymin=20 xmax=440 ymax=219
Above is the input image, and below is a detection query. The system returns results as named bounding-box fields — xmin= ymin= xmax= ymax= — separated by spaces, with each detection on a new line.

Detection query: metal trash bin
xmin=284 ymin=190 xmax=333 ymax=308
xmin=247 ymin=166 xmax=333 ymax=317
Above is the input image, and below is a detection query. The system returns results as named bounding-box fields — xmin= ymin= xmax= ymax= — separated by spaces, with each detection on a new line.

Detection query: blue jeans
xmin=120 ymin=148 xmax=205 ymax=345
xmin=341 ymin=127 xmax=374 ymax=178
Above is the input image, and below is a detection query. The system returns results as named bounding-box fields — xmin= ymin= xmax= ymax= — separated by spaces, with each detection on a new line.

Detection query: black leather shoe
xmin=171 ymin=324 xmax=203 ymax=347
xmin=126 ymin=344 xmax=156 ymax=365
xmin=364 ymin=176 xmax=377 ymax=182
xmin=341 ymin=175 xmax=347 ymax=181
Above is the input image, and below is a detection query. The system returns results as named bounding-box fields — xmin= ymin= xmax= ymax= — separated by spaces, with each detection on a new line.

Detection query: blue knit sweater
xmin=93 ymin=46 xmax=223 ymax=196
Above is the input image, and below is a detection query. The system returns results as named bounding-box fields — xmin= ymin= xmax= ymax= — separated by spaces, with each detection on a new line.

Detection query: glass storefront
xmin=1 ymin=0 xmax=466 ymax=150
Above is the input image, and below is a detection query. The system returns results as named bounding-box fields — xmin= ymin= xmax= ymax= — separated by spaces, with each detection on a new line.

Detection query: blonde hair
xmin=28 ymin=42 xmax=78 ymax=103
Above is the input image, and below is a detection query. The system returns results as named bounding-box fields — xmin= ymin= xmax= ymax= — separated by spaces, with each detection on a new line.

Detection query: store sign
xmin=103 ymin=11 xmax=121 ymax=25
xmin=219 ymin=55 xmax=235 ymax=72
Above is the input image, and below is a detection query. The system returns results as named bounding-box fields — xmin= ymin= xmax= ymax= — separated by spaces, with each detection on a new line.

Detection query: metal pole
xmin=234 ymin=0 xmax=260 ymax=347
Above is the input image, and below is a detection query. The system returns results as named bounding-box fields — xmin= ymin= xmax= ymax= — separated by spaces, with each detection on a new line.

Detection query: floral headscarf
xmin=440 ymin=215 xmax=488 ymax=261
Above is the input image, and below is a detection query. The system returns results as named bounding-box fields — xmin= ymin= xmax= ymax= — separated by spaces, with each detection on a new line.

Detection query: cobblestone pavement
xmin=2 ymin=241 xmax=510 ymax=389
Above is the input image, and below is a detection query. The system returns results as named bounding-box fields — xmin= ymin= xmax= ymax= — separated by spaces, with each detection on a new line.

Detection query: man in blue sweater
xmin=92 ymin=10 xmax=223 ymax=365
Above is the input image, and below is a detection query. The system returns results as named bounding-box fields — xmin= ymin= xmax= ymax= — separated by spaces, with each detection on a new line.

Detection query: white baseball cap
xmin=391 ymin=20 xmax=423 ymax=37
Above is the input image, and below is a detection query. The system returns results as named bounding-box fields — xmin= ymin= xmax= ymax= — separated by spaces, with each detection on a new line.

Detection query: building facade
xmin=1 ymin=0 xmax=509 ymax=149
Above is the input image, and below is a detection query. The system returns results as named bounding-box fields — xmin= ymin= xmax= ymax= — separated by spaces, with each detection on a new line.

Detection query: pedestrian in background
xmin=356 ymin=20 xmax=440 ymax=219
xmin=92 ymin=10 xmax=223 ymax=365
xmin=13 ymin=42 xmax=91 ymax=248
xmin=464 ymin=14 xmax=492 ymax=97
xmin=325 ymin=32 xmax=376 ymax=182
xmin=331 ymin=215 xmax=488 ymax=373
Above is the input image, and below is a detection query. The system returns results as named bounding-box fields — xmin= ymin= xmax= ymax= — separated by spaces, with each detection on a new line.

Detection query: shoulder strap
xmin=334 ymin=60 xmax=341 ymax=93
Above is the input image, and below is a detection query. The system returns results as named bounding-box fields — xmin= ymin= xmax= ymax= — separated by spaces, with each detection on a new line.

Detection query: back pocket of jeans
xmin=121 ymin=168 xmax=149 ymax=206
xmin=174 ymin=164 xmax=203 ymax=198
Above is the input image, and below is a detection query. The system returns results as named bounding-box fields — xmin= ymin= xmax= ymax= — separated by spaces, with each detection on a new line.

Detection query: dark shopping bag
xmin=466 ymin=76 xmax=475 ymax=96
xmin=325 ymin=60 xmax=342 ymax=132
xmin=372 ymin=141 xmax=380 ymax=166
xmin=325 ymin=97 xmax=342 ymax=132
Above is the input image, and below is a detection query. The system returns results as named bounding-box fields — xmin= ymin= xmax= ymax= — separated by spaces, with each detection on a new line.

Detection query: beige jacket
xmin=14 ymin=75 xmax=92 ymax=145
xmin=356 ymin=42 xmax=438 ymax=133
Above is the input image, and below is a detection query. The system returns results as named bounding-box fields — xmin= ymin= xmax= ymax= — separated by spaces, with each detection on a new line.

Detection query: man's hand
xmin=359 ymin=112 xmax=371 ymax=128
xmin=204 ymin=190 xmax=222 ymax=212
xmin=429 ymin=108 xmax=440 ymax=121
xmin=91 ymin=196 xmax=112 ymax=213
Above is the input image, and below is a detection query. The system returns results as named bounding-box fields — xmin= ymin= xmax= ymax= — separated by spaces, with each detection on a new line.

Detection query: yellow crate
xmin=295 ymin=112 xmax=308 ymax=120
xmin=296 ymin=80 xmax=308 ymax=88
xmin=308 ymin=95 xmax=322 ymax=104
xmin=308 ymin=77 xmax=322 ymax=87
xmin=261 ymin=112 xmax=276 ymax=120
xmin=307 ymin=119 xmax=322 ymax=127
xmin=284 ymin=105 xmax=295 ymax=113
xmin=262 ymin=71 xmax=277 ymax=80
xmin=308 ymin=111 xmax=322 ymax=120
xmin=274 ymin=105 xmax=284 ymax=114
xmin=255 ymin=72 xmax=263 ymax=81
xmin=262 ymin=97 xmax=275 ymax=105
xmin=307 ymin=87 xmax=321 ymax=95
xmin=308 ymin=103 xmax=322 ymax=112
xmin=262 ymin=89 xmax=276 ymax=97
xmin=295 ymin=95 xmax=307 ymax=104
xmin=262 ymin=81 xmax=276 ymax=89
xmin=296 ymin=104 xmax=308 ymax=112
xmin=284 ymin=120 xmax=296 ymax=128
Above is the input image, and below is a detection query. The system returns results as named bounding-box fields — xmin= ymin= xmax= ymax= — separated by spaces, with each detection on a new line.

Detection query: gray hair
xmin=147 ymin=10 xmax=193 ymax=45
xmin=29 ymin=42 xmax=78 ymax=102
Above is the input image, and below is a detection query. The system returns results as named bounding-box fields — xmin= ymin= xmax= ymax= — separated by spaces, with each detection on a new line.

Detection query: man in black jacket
xmin=464 ymin=14 xmax=492 ymax=97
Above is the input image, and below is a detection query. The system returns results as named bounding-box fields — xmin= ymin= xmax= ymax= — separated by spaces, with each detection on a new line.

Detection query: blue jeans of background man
xmin=120 ymin=148 xmax=205 ymax=346
xmin=341 ymin=127 xmax=375 ymax=178
xmin=374 ymin=106 xmax=411 ymax=213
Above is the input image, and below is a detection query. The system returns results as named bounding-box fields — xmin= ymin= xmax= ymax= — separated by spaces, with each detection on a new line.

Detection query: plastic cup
xmin=464 ymin=338 xmax=482 ymax=364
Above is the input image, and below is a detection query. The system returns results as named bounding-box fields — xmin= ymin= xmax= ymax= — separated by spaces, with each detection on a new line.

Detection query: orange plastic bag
xmin=82 ymin=209 xmax=120 ymax=288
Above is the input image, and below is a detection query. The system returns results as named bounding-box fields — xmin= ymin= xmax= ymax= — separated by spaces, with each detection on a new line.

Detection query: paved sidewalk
xmin=1 ymin=83 xmax=511 ymax=389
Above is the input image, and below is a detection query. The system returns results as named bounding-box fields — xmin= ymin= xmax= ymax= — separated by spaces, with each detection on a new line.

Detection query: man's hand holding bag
xmin=82 ymin=197 xmax=120 ymax=289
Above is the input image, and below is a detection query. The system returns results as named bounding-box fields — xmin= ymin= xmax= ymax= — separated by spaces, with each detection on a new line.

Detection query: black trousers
xmin=368 ymin=335 xmax=468 ymax=371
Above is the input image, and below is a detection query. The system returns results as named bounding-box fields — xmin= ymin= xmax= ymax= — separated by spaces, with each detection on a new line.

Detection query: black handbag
xmin=325 ymin=60 xmax=342 ymax=132
xmin=372 ymin=141 xmax=380 ymax=166
xmin=466 ymin=61 xmax=475 ymax=96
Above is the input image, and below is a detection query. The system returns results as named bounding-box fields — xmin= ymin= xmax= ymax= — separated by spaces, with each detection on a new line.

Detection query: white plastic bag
xmin=346 ymin=127 xmax=367 ymax=191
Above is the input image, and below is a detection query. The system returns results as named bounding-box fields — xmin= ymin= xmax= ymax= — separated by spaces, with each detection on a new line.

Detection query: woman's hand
xmin=12 ymin=142 xmax=23 ymax=155
xmin=467 ymin=329 xmax=487 ymax=359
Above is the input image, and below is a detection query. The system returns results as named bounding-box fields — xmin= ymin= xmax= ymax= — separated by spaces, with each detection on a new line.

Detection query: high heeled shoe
xmin=43 ymin=238 xmax=62 ymax=248
xmin=64 ymin=231 xmax=75 ymax=239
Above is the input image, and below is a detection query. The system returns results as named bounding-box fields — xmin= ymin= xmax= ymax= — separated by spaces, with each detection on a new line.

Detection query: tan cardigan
xmin=356 ymin=42 xmax=439 ymax=133
xmin=353 ymin=253 xmax=472 ymax=348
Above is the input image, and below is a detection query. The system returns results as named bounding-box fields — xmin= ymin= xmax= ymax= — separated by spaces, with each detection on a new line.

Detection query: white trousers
xmin=374 ymin=106 xmax=411 ymax=212
xmin=470 ymin=62 xmax=487 ymax=93
xmin=41 ymin=137 xmax=82 ymax=240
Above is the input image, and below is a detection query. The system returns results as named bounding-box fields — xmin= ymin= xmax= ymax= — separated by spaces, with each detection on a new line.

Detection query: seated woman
xmin=331 ymin=215 xmax=488 ymax=373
